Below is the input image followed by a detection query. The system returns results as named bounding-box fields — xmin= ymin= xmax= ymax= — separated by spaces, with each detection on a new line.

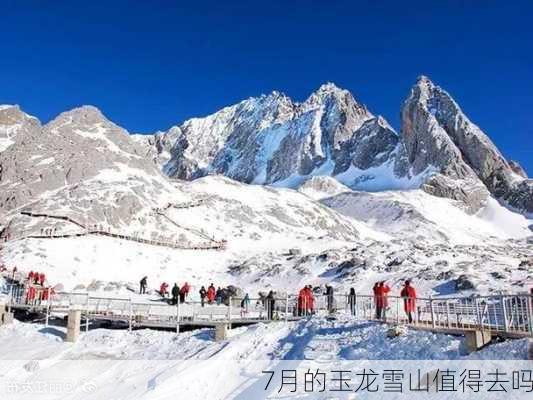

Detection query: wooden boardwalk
xmin=2 ymin=208 xmax=226 ymax=251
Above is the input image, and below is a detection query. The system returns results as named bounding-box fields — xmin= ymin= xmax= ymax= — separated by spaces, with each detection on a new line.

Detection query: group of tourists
xmin=25 ymin=270 xmax=55 ymax=303
xmin=0 ymin=265 xmax=55 ymax=305
xmin=142 ymin=276 xmax=418 ymax=323
xmin=27 ymin=270 xmax=46 ymax=286
xmin=372 ymin=280 xmax=417 ymax=322
xmin=151 ymin=279 xmax=191 ymax=305
xmin=295 ymin=280 xmax=417 ymax=323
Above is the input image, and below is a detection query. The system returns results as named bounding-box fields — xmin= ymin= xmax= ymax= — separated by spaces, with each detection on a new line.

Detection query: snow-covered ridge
xmin=130 ymin=76 xmax=531 ymax=215
xmin=150 ymin=82 xmax=409 ymax=189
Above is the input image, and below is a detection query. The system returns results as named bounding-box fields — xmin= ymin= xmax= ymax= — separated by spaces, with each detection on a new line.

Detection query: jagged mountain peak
xmin=0 ymin=104 xmax=39 ymax=124
xmin=0 ymin=104 xmax=19 ymax=112
xmin=45 ymin=105 xmax=111 ymax=129
xmin=314 ymin=81 xmax=348 ymax=96
xmin=0 ymin=104 xmax=41 ymax=153
xmin=402 ymin=76 xmax=532 ymax=213
xmin=303 ymin=82 xmax=369 ymax=115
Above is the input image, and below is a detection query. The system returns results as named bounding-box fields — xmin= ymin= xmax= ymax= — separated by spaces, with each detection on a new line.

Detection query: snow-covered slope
xmin=0 ymin=319 xmax=529 ymax=400
xmin=322 ymin=189 xmax=532 ymax=244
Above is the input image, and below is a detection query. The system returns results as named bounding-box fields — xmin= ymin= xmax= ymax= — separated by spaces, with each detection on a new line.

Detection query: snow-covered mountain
xmin=0 ymin=105 xmax=163 ymax=212
xmin=138 ymin=76 xmax=531 ymax=215
xmin=401 ymin=76 xmax=532 ymax=214
xmin=0 ymin=76 xmax=531 ymax=295
xmin=145 ymin=83 xmax=413 ymax=190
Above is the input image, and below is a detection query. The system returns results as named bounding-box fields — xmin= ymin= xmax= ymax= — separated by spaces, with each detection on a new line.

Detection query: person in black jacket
xmin=266 ymin=291 xmax=275 ymax=320
xmin=171 ymin=283 xmax=180 ymax=305
xmin=325 ymin=285 xmax=334 ymax=314
xmin=348 ymin=288 xmax=356 ymax=316
xmin=199 ymin=286 xmax=207 ymax=307
xmin=139 ymin=276 xmax=147 ymax=294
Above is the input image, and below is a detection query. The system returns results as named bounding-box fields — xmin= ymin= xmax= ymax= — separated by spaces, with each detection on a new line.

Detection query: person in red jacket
xmin=26 ymin=286 xmax=36 ymax=304
xmin=400 ymin=280 xmax=417 ymax=323
xmin=308 ymin=286 xmax=315 ymax=315
xmin=159 ymin=282 xmax=169 ymax=298
xmin=179 ymin=282 xmax=190 ymax=303
xmin=207 ymin=283 xmax=216 ymax=304
xmin=28 ymin=270 xmax=34 ymax=282
xmin=39 ymin=272 xmax=46 ymax=286
xmin=297 ymin=287 xmax=307 ymax=316
xmin=375 ymin=281 xmax=390 ymax=321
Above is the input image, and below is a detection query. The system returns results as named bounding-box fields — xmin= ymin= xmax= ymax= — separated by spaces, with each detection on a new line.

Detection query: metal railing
xmin=3 ymin=283 xmax=532 ymax=337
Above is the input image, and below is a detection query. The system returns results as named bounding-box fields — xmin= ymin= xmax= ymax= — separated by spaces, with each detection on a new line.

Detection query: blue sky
xmin=1 ymin=0 xmax=531 ymax=173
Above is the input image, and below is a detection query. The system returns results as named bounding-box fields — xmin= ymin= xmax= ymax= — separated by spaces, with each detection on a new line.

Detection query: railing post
xmin=396 ymin=297 xmax=400 ymax=324
xmin=526 ymin=295 xmax=533 ymax=335
xmin=353 ymin=294 xmax=357 ymax=320
xmin=475 ymin=296 xmax=482 ymax=330
xmin=128 ymin=300 xmax=133 ymax=332
xmin=445 ymin=300 xmax=450 ymax=328
xmin=228 ymin=296 xmax=232 ymax=329
xmin=344 ymin=294 xmax=348 ymax=314
xmin=501 ymin=295 xmax=509 ymax=333
xmin=7 ymin=282 xmax=13 ymax=313
xmin=45 ymin=288 xmax=51 ymax=327
xmin=430 ymin=297 xmax=436 ymax=329
xmin=285 ymin=294 xmax=289 ymax=324
xmin=176 ymin=300 xmax=180 ymax=334
xmin=85 ymin=294 xmax=90 ymax=332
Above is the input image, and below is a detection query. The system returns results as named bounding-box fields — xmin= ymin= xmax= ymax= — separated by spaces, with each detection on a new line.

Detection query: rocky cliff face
xmin=132 ymin=77 xmax=530 ymax=214
xmin=153 ymin=84 xmax=410 ymax=188
xmin=0 ymin=105 xmax=164 ymax=212
xmin=401 ymin=76 xmax=532 ymax=214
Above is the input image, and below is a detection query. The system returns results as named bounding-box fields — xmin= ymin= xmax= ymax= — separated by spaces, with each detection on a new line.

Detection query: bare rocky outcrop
xmin=0 ymin=105 xmax=162 ymax=212
xmin=401 ymin=76 xmax=532 ymax=214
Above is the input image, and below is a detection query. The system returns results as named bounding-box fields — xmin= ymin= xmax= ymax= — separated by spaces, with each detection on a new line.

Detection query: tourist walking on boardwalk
xmin=215 ymin=287 xmax=223 ymax=305
xmin=240 ymin=293 xmax=250 ymax=317
xmin=266 ymin=291 xmax=275 ymax=320
xmin=159 ymin=282 xmax=169 ymax=298
xmin=400 ymin=280 xmax=417 ymax=323
xmin=297 ymin=287 xmax=306 ymax=316
xmin=372 ymin=282 xmax=380 ymax=319
xmin=139 ymin=276 xmax=147 ymax=294
xmin=179 ymin=282 xmax=190 ymax=303
xmin=325 ymin=284 xmax=335 ymax=314
xmin=171 ymin=283 xmax=180 ymax=305
xmin=207 ymin=283 xmax=216 ymax=304
xmin=348 ymin=288 xmax=356 ymax=316
xmin=26 ymin=286 xmax=36 ymax=305
xmin=376 ymin=281 xmax=391 ymax=321
xmin=306 ymin=286 xmax=315 ymax=315
xmin=199 ymin=286 xmax=207 ymax=307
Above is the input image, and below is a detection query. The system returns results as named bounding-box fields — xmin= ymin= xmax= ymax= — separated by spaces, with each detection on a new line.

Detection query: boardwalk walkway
xmin=1 ymin=208 xmax=226 ymax=251
xmin=3 ymin=280 xmax=532 ymax=339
